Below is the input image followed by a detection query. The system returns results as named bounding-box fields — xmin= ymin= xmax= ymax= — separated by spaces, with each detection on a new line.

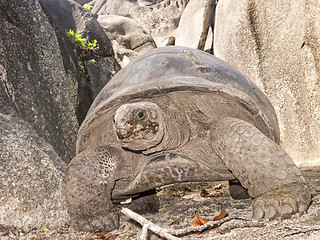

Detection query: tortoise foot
xmin=71 ymin=212 xmax=119 ymax=232
xmin=252 ymin=183 xmax=311 ymax=219
xmin=65 ymin=146 xmax=123 ymax=232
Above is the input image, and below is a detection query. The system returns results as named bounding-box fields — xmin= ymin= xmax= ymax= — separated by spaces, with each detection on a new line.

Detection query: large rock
xmin=0 ymin=0 xmax=78 ymax=161
xmin=0 ymin=0 xmax=79 ymax=229
xmin=90 ymin=0 xmax=138 ymax=15
xmin=0 ymin=112 xmax=69 ymax=231
xmin=175 ymin=0 xmax=216 ymax=52
xmin=39 ymin=0 xmax=119 ymax=123
xmin=97 ymin=15 xmax=156 ymax=67
xmin=85 ymin=57 xmax=119 ymax=98
xmin=89 ymin=0 xmax=190 ymax=46
xmin=214 ymin=0 xmax=320 ymax=163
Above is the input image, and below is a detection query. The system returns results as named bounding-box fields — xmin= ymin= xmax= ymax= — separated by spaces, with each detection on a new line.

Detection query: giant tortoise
xmin=65 ymin=46 xmax=311 ymax=231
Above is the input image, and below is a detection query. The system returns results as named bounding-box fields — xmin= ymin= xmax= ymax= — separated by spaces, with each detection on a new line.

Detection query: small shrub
xmin=74 ymin=33 xmax=86 ymax=49
xmin=83 ymin=3 xmax=93 ymax=11
xmin=65 ymin=29 xmax=75 ymax=37
xmin=78 ymin=61 xmax=85 ymax=72
xmin=87 ymin=39 xmax=98 ymax=50
xmin=65 ymin=29 xmax=100 ymax=73
xmin=87 ymin=59 xmax=96 ymax=64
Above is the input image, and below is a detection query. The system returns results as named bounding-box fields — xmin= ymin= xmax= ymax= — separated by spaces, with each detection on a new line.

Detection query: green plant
xmin=65 ymin=29 xmax=100 ymax=73
xmin=87 ymin=39 xmax=98 ymax=50
xmin=78 ymin=61 xmax=85 ymax=72
xmin=83 ymin=3 xmax=93 ymax=11
xmin=65 ymin=29 xmax=75 ymax=37
xmin=65 ymin=29 xmax=99 ymax=52
xmin=74 ymin=33 xmax=86 ymax=49
xmin=87 ymin=59 xmax=96 ymax=64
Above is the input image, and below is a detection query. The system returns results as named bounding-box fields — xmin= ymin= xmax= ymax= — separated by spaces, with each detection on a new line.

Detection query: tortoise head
xmin=113 ymin=102 xmax=165 ymax=151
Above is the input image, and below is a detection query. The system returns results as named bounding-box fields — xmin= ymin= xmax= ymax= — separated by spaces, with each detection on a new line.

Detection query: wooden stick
xmin=283 ymin=225 xmax=320 ymax=237
xmin=121 ymin=208 xmax=264 ymax=239
xmin=121 ymin=208 xmax=181 ymax=240
xmin=140 ymin=223 xmax=150 ymax=240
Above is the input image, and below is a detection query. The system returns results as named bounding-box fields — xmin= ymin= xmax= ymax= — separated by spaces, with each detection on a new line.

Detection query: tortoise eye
xmin=136 ymin=110 xmax=146 ymax=120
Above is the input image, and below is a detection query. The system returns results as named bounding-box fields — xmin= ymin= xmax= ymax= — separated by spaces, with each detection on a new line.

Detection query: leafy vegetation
xmin=83 ymin=3 xmax=93 ymax=11
xmin=87 ymin=59 xmax=96 ymax=64
xmin=65 ymin=30 xmax=98 ymax=52
xmin=77 ymin=61 xmax=85 ymax=73
xmin=65 ymin=29 xmax=99 ymax=73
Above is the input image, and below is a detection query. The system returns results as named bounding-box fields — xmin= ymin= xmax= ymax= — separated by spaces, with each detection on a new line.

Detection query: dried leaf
xmin=213 ymin=209 xmax=228 ymax=221
xmin=192 ymin=209 xmax=212 ymax=234
xmin=192 ymin=209 xmax=209 ymax=227
xmin=191 ymin=209 xmax=228 ymax=234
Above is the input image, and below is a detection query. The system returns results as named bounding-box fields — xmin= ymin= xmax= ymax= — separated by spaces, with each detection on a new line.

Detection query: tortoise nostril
xmin=116 ymin=128 xmax=129 ymax=138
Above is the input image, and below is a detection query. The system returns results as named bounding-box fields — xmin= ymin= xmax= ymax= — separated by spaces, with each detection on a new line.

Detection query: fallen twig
xmin=121 ymin=208 xmax=264 ymax=239
xmin=141 ymin=223 xmax=151 ymax=240
xmin=121 ymin=208 xmax=180 ymax=240
xmin=283 ymin=225 xmax=320 ymax=237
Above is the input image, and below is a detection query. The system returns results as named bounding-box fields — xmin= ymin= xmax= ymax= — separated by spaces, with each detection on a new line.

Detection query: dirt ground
xmin=1 ymin=165 xmax=320 ymax=240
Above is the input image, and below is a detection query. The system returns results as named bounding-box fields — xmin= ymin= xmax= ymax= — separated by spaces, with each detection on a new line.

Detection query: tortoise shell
xmin=77 ymin=46 xmax=279 ymax=154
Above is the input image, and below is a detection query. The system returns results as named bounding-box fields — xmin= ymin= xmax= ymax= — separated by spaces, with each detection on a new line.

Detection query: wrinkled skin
xmin=114 ymin=102 xmax=165 ymax=151
xmin=64 ymin=46 xmax=311 ymax=232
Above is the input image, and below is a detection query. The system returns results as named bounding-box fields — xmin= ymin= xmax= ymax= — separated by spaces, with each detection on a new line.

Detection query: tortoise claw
xmin=252 ymin=183 xmax=311 ymax=220
xmin=100 ymin=212 xmax=119 ymax=232
xmin=71 ymin=212 xmax=119 ymax=232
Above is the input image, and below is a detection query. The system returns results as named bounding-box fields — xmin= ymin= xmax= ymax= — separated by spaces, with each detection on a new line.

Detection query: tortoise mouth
xmin=116 ymin=120 xmax=160 ymax=141
xmin=116 ymin=127 xmax=132 ymax=140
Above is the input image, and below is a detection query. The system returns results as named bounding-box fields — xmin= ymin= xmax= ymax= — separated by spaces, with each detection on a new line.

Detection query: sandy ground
xmin=1 ymin=165 xmax=320 ymax=240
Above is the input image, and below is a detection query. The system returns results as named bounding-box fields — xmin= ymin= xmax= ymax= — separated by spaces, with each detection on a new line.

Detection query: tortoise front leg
xmin=210 ymin=117 xmax=311 ymax=219
xmin=64 ymin=146 xmax=123 ymax=231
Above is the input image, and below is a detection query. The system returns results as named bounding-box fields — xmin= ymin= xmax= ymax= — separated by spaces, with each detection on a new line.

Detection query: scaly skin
xmin=211 ymin=117 xmax=311 ymax=219
xmin=64 ymin=147 xmax=121 ymax=231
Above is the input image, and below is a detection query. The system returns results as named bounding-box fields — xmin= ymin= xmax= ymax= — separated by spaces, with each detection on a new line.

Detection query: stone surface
xmin=97 ymin=15 xmax=156 ymax=67
xmin=175 ymin=0 xmax=215 ymax=52
xmin=0 ymin=0 xmax=78 ymax=161
xmin=86 ymin=57 xmax=120 ymax=98
xmin=90 ymin=0 xmax=138 ymax=15
xmin=214 ymin=0 xmax=320 ymax=163
xmin=0 ymin=0 xmax=81 ymax=230
xmin=89 ymin=0 xmax=190 ymax=46
xmin=0 ymin=112 xmax=69 ymax=230
xmin=39 ymin=0 xmax=119 ymax=123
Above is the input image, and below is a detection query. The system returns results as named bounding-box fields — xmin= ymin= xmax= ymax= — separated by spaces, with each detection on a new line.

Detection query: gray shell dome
xmin=78 ymin=46 xmax=279 ymax=153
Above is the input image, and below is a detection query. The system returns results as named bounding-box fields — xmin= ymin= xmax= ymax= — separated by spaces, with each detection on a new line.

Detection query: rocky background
xmin=0 ymin=0 xmax=320 ymax=238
